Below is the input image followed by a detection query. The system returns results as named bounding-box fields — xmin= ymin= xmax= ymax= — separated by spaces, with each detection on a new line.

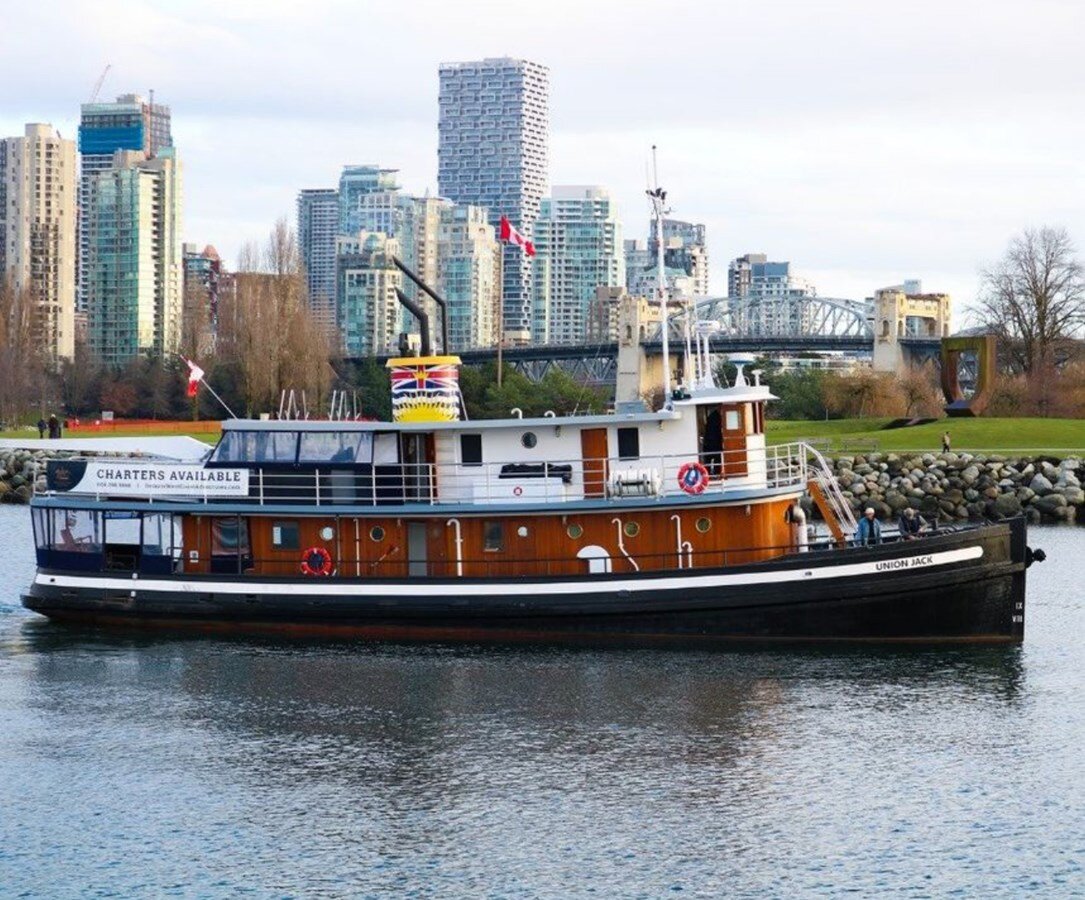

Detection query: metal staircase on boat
xmin=803 ymin=443 xmax=857 ymax=545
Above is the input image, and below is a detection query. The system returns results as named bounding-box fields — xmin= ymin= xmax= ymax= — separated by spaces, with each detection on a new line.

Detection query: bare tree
xmin=977 ymin=226 xmax=1085 ymax=374
xmin=217 ymin=220 xmax=333 ymax=416
xmin=0 ymin=277 xmax=47 ymax=427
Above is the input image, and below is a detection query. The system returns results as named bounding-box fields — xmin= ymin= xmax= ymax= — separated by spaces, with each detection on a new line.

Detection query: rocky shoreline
xmin=810 ymin=451 xmax=1082 ymax=524
xmin=3 ymin=447 xmax=1083 ymax=524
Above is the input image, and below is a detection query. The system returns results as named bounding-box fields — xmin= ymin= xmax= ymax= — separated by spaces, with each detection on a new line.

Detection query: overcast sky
xmin=3 ymin=0 xmax=1084 ymax=325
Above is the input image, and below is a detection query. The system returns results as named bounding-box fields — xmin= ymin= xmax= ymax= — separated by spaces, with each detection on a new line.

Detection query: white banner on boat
xmin=46 ymin=460 xmax=249 ymax=498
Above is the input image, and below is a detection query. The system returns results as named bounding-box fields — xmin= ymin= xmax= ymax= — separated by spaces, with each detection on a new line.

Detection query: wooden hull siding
xmin=180 ymin=495 xmax=800 ymax=580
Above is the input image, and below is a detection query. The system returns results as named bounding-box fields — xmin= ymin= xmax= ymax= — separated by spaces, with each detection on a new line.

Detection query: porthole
xmin=567 ymin=523 xmax=583 ymax=539
xmin=319 ymin=526 xmax=335 ymax=541
xmin=696 ymin=517 xmax=712 ymax=534
xmin=521 ymin=431 xmax=538 ymax=449
xmin=369 ymin=525 xmax=385 ymax=542
xmin=623 ymin=521 xmax=640 ymax=538
xmin=517 ymin=525 xmax=529 ymax=538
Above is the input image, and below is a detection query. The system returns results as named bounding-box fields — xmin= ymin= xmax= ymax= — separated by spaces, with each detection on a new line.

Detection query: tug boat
xmin=22 ymin=344 xmax=1037 ymax=643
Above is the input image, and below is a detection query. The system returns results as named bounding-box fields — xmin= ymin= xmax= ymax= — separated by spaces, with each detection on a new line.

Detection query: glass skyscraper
xmin=78 ymin=94 xmax=172 ymax=312
xmin=533 ymin=186 xmax=624 ymax=346
xmin=437 ymin=57 xmax=549 ymax=344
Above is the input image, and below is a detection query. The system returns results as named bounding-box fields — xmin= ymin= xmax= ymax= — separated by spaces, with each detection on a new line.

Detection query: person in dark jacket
xmin=898 ymin=507 xmax=925 ymax=539
xmin=47 ymin=414 xmax=60 ymax=439
xmin=36 ymin=418 xmax=46 ymax=439
xmin=854 ymin=507 xmax=882 ymax=545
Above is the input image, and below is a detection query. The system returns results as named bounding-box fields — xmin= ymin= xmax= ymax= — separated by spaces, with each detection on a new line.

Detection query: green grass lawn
xmin=0 ymin=427 xmax=219 ymax=444
xmin=767 ymin=417 xmax=1085 ymax=453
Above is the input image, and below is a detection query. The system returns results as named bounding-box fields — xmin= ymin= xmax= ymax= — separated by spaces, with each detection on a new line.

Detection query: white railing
xmin=36 ymin=442 xmax=815 ymax=508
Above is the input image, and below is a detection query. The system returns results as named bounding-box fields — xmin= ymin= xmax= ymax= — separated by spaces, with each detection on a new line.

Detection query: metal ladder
xmin=803 ymin=443 xmax=857 ymax=544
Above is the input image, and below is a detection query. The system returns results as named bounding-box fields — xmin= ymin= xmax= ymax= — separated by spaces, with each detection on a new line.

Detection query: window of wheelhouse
xmin=617 ymin=427 xmax=640 ymax=461
xmin=210 ymin=430 xmax=300 ymax=465
xmin=460 ymin=433 xmax=483 ymax=466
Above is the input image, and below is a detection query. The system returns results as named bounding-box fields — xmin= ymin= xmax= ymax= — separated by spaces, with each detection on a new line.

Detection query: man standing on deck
xmin=855 ymin=507 xmax=882 ymax=545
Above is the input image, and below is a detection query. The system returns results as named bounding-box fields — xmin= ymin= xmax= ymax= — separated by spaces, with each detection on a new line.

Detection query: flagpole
xmin=180 ymin=355 xmax=238 ymax=419
xmin=497 ymin=244 xmax=504 ymax=388
xmin=199 ymin=376 xmax=239 ymax=420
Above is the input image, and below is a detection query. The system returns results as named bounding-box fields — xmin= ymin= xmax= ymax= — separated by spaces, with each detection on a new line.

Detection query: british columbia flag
xmin=390 ymin=365 xmax=459 ymax=395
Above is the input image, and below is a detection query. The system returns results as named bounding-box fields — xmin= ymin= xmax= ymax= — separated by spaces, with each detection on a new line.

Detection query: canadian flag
xmin=499 ymin=215 xmax=536 ymax=257
xmin=183 ymin=358 xmax=205 ymax=398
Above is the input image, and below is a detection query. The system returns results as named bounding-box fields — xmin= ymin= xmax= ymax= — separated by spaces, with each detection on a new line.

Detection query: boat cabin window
xmin=617 ymin=427 xmax=640 ymax=461
xmin=460 ymin=433 xmax=483 ymax=466
xmin=272 ymin=520 xmax=300 ymax=550
xmin=103 ymin=511 xmax=141 ymax=571
xmin=49 ymin=508 xmax=101 ymax=553
xmin=483 ymin=522 xmax=504 ymax=552
xmin=298 ymin=431 xmax=373 ymax=464
xmin=724 ymin=409 xmax=741 ymax=431
xmin=212 ymin=430 xmax=300 ymax=464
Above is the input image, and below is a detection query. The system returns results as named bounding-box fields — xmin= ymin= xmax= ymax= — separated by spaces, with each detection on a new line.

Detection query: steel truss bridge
xmin=357 ymin=296 xmax=943 ymax=384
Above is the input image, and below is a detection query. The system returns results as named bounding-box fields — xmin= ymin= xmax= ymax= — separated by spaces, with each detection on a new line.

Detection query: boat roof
xmin=221 ymin=409 xmax=682 ymax=433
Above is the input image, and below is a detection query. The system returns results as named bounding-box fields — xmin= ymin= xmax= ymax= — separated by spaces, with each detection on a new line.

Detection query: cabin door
xmin=407 ymin=522 xmax=428 ymax=576
xmin=581 ymin=428 xmax=609 ymax=499
xmin=721 ymin=404 xmax=748 ymax=478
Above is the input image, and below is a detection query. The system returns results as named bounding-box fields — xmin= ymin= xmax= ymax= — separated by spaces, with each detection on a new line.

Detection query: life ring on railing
xmin=300 ymin=546 xmax=333 ymax=577
xmin=677 ymin=461 xmax=710 ymax=495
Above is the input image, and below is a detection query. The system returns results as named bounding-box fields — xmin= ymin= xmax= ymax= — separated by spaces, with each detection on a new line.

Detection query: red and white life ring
xmin=677 ymin=461 xmax=710 ymax=495
xmin=300 ymin=546 xmax=333 ymax=577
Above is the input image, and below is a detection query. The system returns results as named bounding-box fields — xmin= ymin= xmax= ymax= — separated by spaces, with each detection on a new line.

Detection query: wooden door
xmin=581 ymin=428 xmax=609 ymax=499
xmin=721 ymin=404 xmax=748 ymax=478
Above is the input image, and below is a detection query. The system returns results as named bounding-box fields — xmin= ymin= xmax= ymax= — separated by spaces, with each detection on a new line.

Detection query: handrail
xmin=36 ymin=442 xmax=816 ymax=508
xmin=803 ymin=442 xmax=858 ymax=534
xmin=33 ymin=530 xmax=951 ymax=580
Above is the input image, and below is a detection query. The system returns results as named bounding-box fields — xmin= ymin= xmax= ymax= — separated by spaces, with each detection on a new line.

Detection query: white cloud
xmin=2 ymin=0 xmax=1084 ymax=321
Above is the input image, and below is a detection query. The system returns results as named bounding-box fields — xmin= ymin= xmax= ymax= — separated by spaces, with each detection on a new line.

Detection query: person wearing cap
xmin=854 ymin=506 xmax=882 ymax=546
xmin=898 ymin=507 xmax=925 ymax=540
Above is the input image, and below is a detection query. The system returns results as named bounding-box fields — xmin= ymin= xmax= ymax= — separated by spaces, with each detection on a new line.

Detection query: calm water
xmin=1 ymin=506 xmax=1083 ymax=898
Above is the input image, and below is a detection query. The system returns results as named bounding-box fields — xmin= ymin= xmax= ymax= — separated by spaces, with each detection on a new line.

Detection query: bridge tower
xmin=615 ymin=293 xmax=669 ymax=405
xmin=872 ymin=288 xmax=951 ymax=373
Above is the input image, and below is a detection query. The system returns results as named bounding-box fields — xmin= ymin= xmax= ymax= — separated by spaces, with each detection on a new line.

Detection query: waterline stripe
xmin=36 ymin=546 xmax=984 ymax=598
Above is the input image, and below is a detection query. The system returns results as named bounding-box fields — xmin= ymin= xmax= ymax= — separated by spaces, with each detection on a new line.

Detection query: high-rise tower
xmin=86 ymin=148 xmax=183 ymax=365
xmin=533 ymin=186 xmax=624 ymax=346
xmin=438 ymin=57 xmax=549 ymax=345
xmin=78 ymin=94 xmax=172 ymax=312
xmin=297 ymin=188 xmax=339 ymax=328
xmin=0 ymin=123 xmax=77 ymax=363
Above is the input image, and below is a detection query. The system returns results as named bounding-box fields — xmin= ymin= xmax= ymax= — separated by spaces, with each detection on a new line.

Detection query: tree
xmin=977 ymin=226 xmax=1085 ymax=375
xmin=0 ymin=278 xmax=47 ymax=427
xmin=217 ymin=219 xmax=334 ymax=416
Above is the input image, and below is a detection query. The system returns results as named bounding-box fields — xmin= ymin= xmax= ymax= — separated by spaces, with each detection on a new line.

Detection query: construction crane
xmin=89 ymin=64 xmax=111 ymax=102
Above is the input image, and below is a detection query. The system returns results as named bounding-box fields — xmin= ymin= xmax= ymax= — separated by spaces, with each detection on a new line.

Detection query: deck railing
xmin=37 ymin=442 xmax=816 ymax=508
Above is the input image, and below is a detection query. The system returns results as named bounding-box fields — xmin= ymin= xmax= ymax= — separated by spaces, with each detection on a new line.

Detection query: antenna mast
xmin=647 ymin=146 xmax=672 ymax=403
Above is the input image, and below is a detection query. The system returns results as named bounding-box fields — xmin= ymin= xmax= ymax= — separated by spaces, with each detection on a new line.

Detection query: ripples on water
xmin=1 ymin=506 xmax=1083 ymax=897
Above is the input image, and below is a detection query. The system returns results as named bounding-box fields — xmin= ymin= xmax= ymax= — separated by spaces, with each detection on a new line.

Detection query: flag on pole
xmin=499 ymin=216 xmax=536 ymax=257
xmin=183 ymin=358 xmax=205 ymax=397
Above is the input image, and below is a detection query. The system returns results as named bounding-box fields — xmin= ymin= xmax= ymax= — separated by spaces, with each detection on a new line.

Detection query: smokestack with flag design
xmin=385 ymin=355 xmax=463 ymax=422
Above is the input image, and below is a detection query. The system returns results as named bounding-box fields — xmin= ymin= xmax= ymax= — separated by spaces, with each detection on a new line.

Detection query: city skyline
xmin=3 ymin=1 xmax=1084 ymax=319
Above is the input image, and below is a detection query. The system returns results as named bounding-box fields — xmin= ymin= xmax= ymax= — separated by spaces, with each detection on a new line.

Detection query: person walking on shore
xmin=36 ymin=418 xmax=46 ymax=439
xmin=47 ymin=415 xmax=60 ymax=440
xmin=855 ymin=507 xmax=882 ymax=546
xmin=942 ymin=431 xmax=951 ymax=453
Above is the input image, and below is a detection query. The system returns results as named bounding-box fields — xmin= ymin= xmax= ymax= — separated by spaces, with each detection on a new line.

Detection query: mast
xmin=647 ymin=146 xmax=672 ymax=402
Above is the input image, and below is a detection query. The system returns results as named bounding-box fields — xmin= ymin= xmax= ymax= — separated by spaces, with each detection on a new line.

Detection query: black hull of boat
xmin=22 ymin=520 xmax=1031 ymax=645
